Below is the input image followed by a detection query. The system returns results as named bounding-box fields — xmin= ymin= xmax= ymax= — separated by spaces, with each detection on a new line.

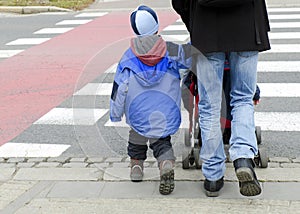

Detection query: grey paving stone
xmin=256 ymin=168 xmax=300 ymax=181
xmin=36 ymin=162 xmax=61 ymax=168
xmin=0 ymin=163 xmax=16 ymax=168
xmin=112 ymin=162 xmax=130 ymax=168
xmin=69 ymin=157 xmax=87 ymax=162
xmin=103 ymin=168 xmax=160 ymax=181
xmin=62 ymin=163 xmax=88 ymax=168
xmin=269 ymin=157 xmax=290 ymax=163
xmin=47 ymin=157 xmax=70 ymax=163
xmin=0 ymin=168 xmax=16 ymax=181
xmin=17 ymin=162 xmax=36 ymax=168
xmin=89 ymin=163 xmax=110 ymax=169
xmin=100 ymin=182 xmax=156 ymax=198
xmin=267 ymin=162 xmax=280 ymax=168
xmin=262 ymin=182 xmax=300 ymax=200
xmin=46 ymin=181 xmax=105 ymax=198
xmin=290 ymin=201 xmax=300 ymax=210
xmin=86 ymin=157 xmax=105 ymax=163
xmin=13 ymin=168 xmax=102 ymax=181
xmin=162 ymin=181 xmax=206 ymax=198
xmin=145 ymin=157 xmax=157 ymax=162
xmin=6 ymin=158 xmax=26 ymax=163
xmin=105 ymin=157 xmax=123 ymax=163
xmin=124 ymin=157 xmax=130 ymax=162
xmin=0 ymin=181 xmax=36 ymax=210
xmin=175 ymin=168 xmax=204 ymax=181
xmin=1 ymin=181 xmax=51 ymax=214
xmin=292 ymin=158 xmax=300 ymax=163
xmin=280 ymin=163 xmax=300 ymax=168
xmin=27 ymin=158 xmax=47 ymax=163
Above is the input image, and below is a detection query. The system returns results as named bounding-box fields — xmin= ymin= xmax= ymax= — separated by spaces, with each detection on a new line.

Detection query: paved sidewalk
xmin=0 ymin=6 xmax=71 ymax=14
xmin=1 ymin=156 xmax=300 ymax=213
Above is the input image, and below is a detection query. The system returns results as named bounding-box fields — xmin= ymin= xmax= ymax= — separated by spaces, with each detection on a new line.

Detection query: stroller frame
xmin=181 ymin=68 xmax=268 ymax=169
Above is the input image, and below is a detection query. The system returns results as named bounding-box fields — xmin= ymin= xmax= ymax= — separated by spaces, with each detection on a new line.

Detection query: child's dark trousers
xmin=127 ymin=129 xmax=176 ymax=163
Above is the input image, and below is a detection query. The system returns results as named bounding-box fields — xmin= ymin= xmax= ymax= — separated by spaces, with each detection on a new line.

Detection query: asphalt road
xmin=0 ymin=2 xmax=300 ymax=159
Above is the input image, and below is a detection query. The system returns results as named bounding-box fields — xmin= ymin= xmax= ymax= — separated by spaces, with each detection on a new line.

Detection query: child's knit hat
xmin=130 ymin=5 xmax=159 ymax=36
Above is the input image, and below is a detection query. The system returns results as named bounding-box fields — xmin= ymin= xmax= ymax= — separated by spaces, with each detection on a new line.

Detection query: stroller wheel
xmin=258 ymin=147 xmax=268 ymax=168
xmin=193 ymin=147 xmax=201 ymax=169
xmin=255 ymin=126 xmax=262 ymax=145
xmin=184 ymin=128 xmax=191 ymax=147
xmin=182 ymin=147 xmax=190 ymax=169
xmin=188 ymin=147 xmax=195 ymax=165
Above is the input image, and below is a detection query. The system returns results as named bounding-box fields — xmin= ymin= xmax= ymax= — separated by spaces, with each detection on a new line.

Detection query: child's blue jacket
xmin=110 ymin=35 xmax=191 ymax=138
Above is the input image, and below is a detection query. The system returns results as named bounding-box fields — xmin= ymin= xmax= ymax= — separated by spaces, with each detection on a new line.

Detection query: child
xmin=110 ymin=5 xmax=191 ymax=195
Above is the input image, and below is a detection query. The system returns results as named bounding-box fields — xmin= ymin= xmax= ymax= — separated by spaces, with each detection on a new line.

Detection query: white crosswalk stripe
xmin=265 ymin=44 xmax=300 ymax=53
xmin=161 ymin=34 xmax=190 ymax=43
xmin=270 ymin=22 xmax=300 ymax=28
xmin=255 ymin=112 xmax=300 ymax=132
xmin=259 ymin=83 xmax=300 ymax=97
xmin=74 ymin=83 xmax=112 ymax=96
xmin=104 ymin=63 xmax=118 ymax=73
xmin=34 ymin=108 xmax=108 ymax=125
xmin=267 ymin=7 xmax=300 ymax=12
xmin=0 ymin=50 xmax=24 ymax=58
xmin=268 ymin=14 xmax=300 ymax=20
xmin=269 ymin=32 xmax=300 ymax=39
xmin=55 ymin=19 xmax=92 ymax=25
xmin=257 ymin=61 xmax=300 ymax=72
xmin=0 ymin=143 xmax=70 ymax=158
xmin=34 ymin=27 xmax=74 ymax=34
xmin=6 ymin=38 xmax=51 ymax=45
xmin=75 ymin=12 xmax=108 ymax=17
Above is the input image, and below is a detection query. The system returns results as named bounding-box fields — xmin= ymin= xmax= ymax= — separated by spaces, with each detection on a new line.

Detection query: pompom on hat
xmin=130 ymin=5 xmax=159 ymax=36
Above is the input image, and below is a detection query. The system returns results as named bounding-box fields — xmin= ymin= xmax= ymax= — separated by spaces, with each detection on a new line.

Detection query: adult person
xmin=172 ymin=0 xmax=270 ymax=197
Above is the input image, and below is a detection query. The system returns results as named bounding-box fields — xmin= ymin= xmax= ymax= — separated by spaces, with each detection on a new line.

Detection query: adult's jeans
xmin=196 ymin=51 xmax=259 ymax=181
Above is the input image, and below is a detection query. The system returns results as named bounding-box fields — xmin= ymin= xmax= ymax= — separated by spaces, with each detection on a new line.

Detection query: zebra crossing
xmin=0 ymin=8 xmax=299 ymax=158
xmin=0 ymin=12 xmax=108 ymax=59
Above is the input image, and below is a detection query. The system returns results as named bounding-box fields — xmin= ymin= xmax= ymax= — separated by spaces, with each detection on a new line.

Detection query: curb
xmin=0 ymin=6 xmax=72 ymax=14
xmin=1 ymin=156 xmax=300 ymax=182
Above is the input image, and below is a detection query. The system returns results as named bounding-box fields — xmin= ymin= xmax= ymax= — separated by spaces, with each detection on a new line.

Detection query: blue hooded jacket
xmin=110 ymin=35 xmax=191 ymax=138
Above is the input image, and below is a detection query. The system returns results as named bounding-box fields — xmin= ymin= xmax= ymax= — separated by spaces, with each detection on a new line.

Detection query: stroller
xmin=181 ymin=59 xmax=268 ymax=169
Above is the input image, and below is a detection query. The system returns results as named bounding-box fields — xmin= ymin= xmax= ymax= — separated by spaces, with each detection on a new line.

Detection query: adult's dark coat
xmin=172 ymin=0 xmax=271 ymax=53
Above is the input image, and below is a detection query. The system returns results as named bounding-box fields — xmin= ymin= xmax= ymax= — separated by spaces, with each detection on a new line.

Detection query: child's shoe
xmin=159 ymin=160 xmax=175 ymax=195
xmin=130 ymin=159 xmax=144 ymax=182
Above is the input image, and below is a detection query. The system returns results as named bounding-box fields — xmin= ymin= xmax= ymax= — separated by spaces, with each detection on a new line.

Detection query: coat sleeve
xmin=167 ymin=42 xmax=192 ymax=70
xmin=171 ymin=0 xmax=190 ymax=31
xmin=109 ymin=64 xmax=129 ymax=122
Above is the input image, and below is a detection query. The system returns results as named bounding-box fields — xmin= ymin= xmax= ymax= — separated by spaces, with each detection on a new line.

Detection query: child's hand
xmin=253 ymin=100 xmax=260 ymax=105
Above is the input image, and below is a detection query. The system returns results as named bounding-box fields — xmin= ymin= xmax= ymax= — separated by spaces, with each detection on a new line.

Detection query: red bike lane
xmin=0 ymin=10 xmax=179 ymax=145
